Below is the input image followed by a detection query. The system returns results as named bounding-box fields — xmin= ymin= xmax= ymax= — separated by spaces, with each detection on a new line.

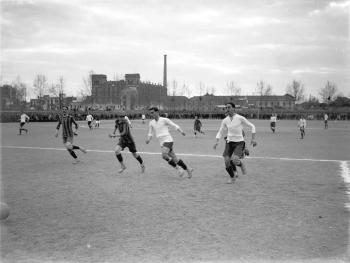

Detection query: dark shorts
xmin=162 ymin=141 xmax=174 ymax=152
xmin=325 ymin=120 xmax=328 ymax=124
xmin=270 ymin=122 xmax=276 ymax=128
xmin=118 ymin=137 xmax=137 ymax=153
xmin=20 ymin=122 xmax=26 ymax=128
xmin=194 ymin=125 xmax=202 ymax=132
xmin=88 ymin=121 xmax=92 ymax=126
xmin=223 ymin=141 xmax=245 ymax=158
xmin=63 ymin=136 xmax=73 ymax=144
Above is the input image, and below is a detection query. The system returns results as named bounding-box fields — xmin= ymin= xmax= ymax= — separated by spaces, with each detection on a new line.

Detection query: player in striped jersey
xmin=109 ymin=114 xmax=145 ymax=174
xmin=54 ymin=106 xmax=87 ymax=164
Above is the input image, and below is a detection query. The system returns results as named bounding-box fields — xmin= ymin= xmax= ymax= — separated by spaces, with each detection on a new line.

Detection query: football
xmin=0 ymin=202 xmax=10 ymax=220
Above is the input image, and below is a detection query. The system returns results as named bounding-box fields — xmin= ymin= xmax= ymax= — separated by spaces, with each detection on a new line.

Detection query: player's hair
xmin=148 ymin=106 xmax=159 ymax=112
xmin=225 ymin=102 xmax=235 ymax=108
xmin=62 ymin=105 xmax=68 ymax=110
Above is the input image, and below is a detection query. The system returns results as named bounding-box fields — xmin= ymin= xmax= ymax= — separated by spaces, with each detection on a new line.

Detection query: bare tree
xmin=286 ymin=80 xmax=305 ymax=103
xmin=226 ymin=81 xmax=241 ymax=96
xmin=199 ymin=82 xmax=205 ymax=96
xmin=49 ymin=76 xmax=65 ymax=96
xmin=48 ymin=76 xmax=65 ymax=109
xmin=170 ymin=79 xmax=178 ymax=96
xmin=33 ymin=74 xmax=48 ymax=98
xmin=256 ymin=80 xmax=272 ymax=96
xmin=81 ymin=70 xmax=94 ymax=98
xmin=12 ymin=75 xmax=27 ymax=103
xmin=181 ymin=83 xmax=191 ymax=98
xmin=211 ymin=86 xmax=216 ymax=95
xmin=319 ymin=81 xmax=337 ymax=102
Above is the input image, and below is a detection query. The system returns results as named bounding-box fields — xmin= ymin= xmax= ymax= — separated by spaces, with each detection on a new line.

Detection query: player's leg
xmin=19 ymin=122 xmax=24 ymax=135
xmin=161 ymin=144 xmax=184 ymax=176
xmin=223 ymin=143 xmax=237 ymax=183
xmin=231 ymin=141 xmax=246 ymax=175
xmin=22 ymin=123 xmax=28 ymax=134
xmin=169 ymin=150 xmax=193 ymax=178
xmin=115 ymin=144 xmax=126 ymax=173
xmin=129 ymin=143 xmax=145 ymax=173
xmin=65 ymin=140 xmax=79 ymax=163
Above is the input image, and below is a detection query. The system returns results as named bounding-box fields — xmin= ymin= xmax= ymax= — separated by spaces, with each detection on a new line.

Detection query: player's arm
xmin=241 ymin=117 xmax=257 ymax=146
xmin=166 ymin=118 xmax=185 ymax=136
xmin=214 ymin=120 xmax=226 ymax=149
xmin=145 ymin=123 xmax=153 ymax=144
xmin=72 ymin=117 xmax=79 ymax=130
xmin=55 ymin=120 xmax=61 ymax=137
xmin=109 ymin=122 xmax=119 ymax=138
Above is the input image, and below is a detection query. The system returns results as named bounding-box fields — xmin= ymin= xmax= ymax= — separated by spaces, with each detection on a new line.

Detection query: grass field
xmin=1 ymin=118 xmax=350 ymax=263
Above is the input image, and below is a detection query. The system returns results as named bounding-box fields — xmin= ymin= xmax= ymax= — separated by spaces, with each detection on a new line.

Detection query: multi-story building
xmin=30 ymin=94 xmax=76 ymax=110
xmin=92 ymin=74 xmax=167 ymax=110
xmin=91 ymin=73 xmax=296 ymax=111
xmin=164 ymin=93 xmax=295 ymax=111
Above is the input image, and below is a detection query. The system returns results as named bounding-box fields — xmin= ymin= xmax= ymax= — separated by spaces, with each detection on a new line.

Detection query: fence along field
xmin=1 ymin=119 xmax=350 ymax=262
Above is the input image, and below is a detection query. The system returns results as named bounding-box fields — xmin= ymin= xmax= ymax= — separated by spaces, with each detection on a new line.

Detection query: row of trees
xmin=167 ymin=79 xmax=341 ymax=104
xmin=1 ymin=71 xmax=345 ymax=107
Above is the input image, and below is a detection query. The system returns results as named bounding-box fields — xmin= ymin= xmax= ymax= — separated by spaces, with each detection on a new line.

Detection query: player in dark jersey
xmin=109 ymin=113 xmax=145 ymax=174
xmin=54 ymin=106 xmax=87 ymax=164
xmin=194 ymin=115 xmax=205 ymax=138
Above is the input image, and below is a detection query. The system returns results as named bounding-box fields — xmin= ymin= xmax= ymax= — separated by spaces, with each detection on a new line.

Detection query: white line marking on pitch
xmin=1 ymin=145 xmax=349 ymax=163
xmin=339 ymin=161 xmax=350 ymax=256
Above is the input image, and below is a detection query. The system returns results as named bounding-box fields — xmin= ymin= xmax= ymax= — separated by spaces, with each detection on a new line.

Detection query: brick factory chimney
xmin=163 ymin=54 xmax=167 ymax=89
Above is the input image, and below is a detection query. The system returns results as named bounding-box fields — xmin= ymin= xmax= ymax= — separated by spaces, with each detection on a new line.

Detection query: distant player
xmin=146 ymin=106 xmax=193 ymax=178
xmin=270 ymin=114 xmax=277 ymax=133
xmin=194 ymin=115 xmax=205 ymax=138
xmin=214 ymin=102 xmax=257 ymax=184
xmin=141 ymin=114 xmax=146 ymax=124
xmin=324 ymin=113 xmax=328 ymax=129
xmin=298 ymin=115 xmax=307 ymax=139
xmin=55 ymin=106 xmax=87 ymax=164
xmin=109 ymin=114 xmax=145 ymax=173
xmin=95 ymin=116 xmax=100 ymax=128
xmin=86 ymin=113 xmax=94 ymax=130
xmin=19 ymin=112 xmax=30 ymax=135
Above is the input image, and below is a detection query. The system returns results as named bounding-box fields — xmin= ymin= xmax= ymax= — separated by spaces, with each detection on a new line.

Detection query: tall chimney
xmin=163 ymin=54 xmax=167 ymax=90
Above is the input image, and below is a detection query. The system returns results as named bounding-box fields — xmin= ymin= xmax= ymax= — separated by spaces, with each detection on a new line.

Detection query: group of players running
xmin=17 ymin=105 xmax=330 ymax=184
xmin=52 ymin=102 xmax=256 ymax=184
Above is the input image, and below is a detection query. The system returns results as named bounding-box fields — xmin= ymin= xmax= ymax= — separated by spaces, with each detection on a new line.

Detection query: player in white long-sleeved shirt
xmin=19 ymin=112 xmax=30 ymax=135
xmin=298 ymin=116 xmax=307 ymax=139
xmin=213 ymin=102 xmax=257 ymax=184
xmin=146 ymin=106 xmax=193 ymax=178
xmin=270 ymin=114 xmax=277 ymax=133
xmin=86 ymin=113 xmax=94 ymax=130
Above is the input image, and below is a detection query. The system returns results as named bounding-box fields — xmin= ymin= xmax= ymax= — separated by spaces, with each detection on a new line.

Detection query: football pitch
xmin=1 ymin=119 xmax=350 ymax=263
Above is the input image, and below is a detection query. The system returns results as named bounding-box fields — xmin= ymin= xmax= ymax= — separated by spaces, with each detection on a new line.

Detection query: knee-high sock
xmin=135 ymin=155 xmax=143 ymax=164
xmin=177 ymin=159 xmax=187 ymax=170
xmin=167 ymin=159 xmax=177 ymax=168
xmin=230 ymin=160 xmax=237 ymax=170
xmin=67 ymin=149 xmax=77 ymax=159
xmin=116 ymin=153 xmax=123 ymax=162
xmin=225 ymin=165 xmax=235 ymax=178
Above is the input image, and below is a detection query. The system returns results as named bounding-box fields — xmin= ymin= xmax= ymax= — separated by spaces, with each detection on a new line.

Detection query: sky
xmin=1 ymin=0 xmax=349 ymax=100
